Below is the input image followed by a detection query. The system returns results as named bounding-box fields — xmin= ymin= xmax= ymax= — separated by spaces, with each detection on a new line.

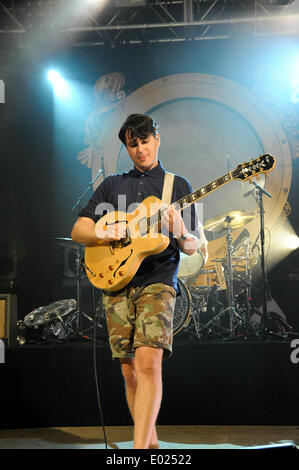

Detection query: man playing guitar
xmin=71 ymin=114 xmax=207 ymax=449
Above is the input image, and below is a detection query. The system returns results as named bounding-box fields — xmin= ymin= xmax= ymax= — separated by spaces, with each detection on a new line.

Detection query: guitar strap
xmin=161 ymin=171 xmax=175 ymax=205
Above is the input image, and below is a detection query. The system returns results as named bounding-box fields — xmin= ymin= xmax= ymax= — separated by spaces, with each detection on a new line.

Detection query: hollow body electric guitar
xmin=84 ymin=154 xmax=276 ymax=292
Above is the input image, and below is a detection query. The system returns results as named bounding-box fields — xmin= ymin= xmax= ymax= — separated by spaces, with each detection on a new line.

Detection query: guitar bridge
xmin=110 ymin=228 xmax=132 ymax=249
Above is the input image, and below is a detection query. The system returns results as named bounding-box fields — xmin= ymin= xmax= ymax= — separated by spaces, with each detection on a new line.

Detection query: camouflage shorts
xmin=102 ymin=283 xmax=176 ymax=360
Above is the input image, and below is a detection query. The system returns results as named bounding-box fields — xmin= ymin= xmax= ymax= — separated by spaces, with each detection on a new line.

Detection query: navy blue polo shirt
xmin=79 ymin=161 xmax=198 ymax=292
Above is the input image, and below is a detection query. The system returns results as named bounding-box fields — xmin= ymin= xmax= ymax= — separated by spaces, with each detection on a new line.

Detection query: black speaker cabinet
xmin=0 ymin=293 xmax=17 ymax=347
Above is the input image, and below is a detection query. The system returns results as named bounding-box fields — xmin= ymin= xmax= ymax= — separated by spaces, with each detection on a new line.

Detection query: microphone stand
xmin=71 ymin=157 xmax=105 ymax=213
xmin=70 ymin=157 xmax=105 ymax=336
xmin=252 ymin=181 xmax=273 ymax=335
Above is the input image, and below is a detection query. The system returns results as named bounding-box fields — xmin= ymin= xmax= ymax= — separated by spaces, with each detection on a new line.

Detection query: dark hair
xmin=118 ymin=114 xmax=159 ymax=145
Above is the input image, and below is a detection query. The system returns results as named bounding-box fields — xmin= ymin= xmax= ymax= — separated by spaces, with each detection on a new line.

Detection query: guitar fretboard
xmin=146 ymin=171 xmax=233 ymax=231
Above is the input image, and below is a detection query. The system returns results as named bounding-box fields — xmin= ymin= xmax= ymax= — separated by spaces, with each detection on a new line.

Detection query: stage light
xmin=287 ymin=235 xmax=299 ymax=250
xmin=272 ymin=223 xmax=299 ymax=253
xmin=47 ymin=70 xmax=60 ymax=83
xmin=265 ymin=221 xmax=299 ymax=272
xmin=47 ymin=70 xmax=70 ymax=99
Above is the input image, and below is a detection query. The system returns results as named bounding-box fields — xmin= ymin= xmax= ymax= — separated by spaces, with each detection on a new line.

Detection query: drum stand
xmin=190 ymin=306 xmax=202 ymax=341
xmin=72 ymin=244 xmax=104 ymax=339
xmin=232 ymin=239 xmax=256 ymax=318
xmin=195 ymin=287 xmax=227 ymax=340
xmin=188 ymin=290 xmax=209 ymax=341
xmin=208 ymin=217 xmax=254 ymax=339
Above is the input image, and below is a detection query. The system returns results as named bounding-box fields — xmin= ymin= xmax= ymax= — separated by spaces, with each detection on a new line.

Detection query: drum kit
xmin=174 ymin=209 xmax=260 ymax=341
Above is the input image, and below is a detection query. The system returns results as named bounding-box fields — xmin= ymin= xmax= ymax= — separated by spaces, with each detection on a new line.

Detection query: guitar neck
xmin=173 ymin=171 xmax=233 ymax=212
xmin=147 ymin=171 xmax=233 ymax=230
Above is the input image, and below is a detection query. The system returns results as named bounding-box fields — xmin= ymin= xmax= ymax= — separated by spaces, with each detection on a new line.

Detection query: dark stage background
xmin=1 ymin=5 xmax=299 ymax=428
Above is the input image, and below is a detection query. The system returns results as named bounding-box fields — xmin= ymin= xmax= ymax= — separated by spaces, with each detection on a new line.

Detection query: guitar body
xmin=84 ymin=196 xmax=170 ymax=291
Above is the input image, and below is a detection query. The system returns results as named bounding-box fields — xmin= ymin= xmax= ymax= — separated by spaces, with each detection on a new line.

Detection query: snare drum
xmin=178 ymin=250 xmax=205 ymax=279
xmin=195 ymin=268 xmax=219 ymax=290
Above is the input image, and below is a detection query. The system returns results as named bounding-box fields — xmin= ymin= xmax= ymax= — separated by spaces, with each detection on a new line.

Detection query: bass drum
xmin=173 ymin=277 xmax=192 ymax=336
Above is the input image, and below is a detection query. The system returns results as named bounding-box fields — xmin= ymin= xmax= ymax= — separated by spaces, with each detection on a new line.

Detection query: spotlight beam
xmin=47 ymin=70 xmax=70 ymax=99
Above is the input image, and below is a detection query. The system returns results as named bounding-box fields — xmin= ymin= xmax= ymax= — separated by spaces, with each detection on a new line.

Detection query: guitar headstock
xmin=232 ymin=154 xmax=276 ymax=182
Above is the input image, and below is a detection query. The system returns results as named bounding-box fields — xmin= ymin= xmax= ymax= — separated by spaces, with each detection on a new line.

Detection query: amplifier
xmin=0 ymin=293 xmax=17 ymax=347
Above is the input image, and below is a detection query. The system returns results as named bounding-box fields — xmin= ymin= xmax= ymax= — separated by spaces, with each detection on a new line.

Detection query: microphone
xmin=101 ymin=156 xmax=106 ymax=179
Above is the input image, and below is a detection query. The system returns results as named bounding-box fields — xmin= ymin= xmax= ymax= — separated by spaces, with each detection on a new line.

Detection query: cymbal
xmin=204 ymin=210 xmax=256 ymax=232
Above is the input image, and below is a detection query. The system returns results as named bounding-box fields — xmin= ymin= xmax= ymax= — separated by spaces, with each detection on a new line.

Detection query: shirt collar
xmin=131 ymin=160 xmax=165 ymax=178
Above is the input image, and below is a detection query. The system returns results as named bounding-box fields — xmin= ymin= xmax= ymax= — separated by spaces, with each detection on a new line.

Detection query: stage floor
xmin=2 ymin=340 xmax=299 ymax=430
xmin=0 ymin=425 xmax=299 ymax=450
